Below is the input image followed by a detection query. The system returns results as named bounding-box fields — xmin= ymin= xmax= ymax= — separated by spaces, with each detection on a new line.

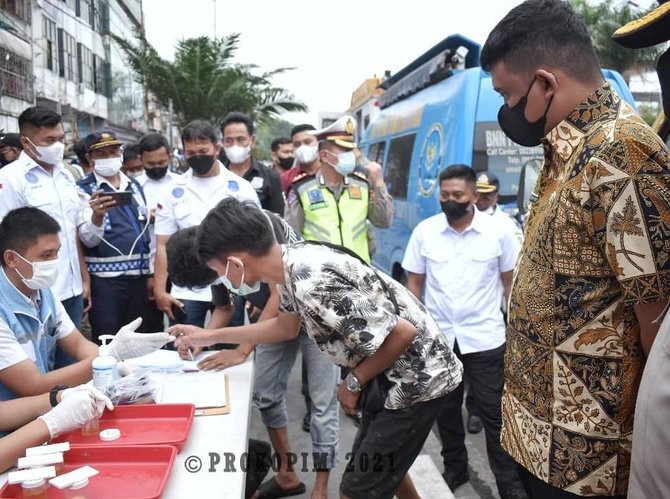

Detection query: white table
xmin=0 ymin=351 xmax=255 ymax=499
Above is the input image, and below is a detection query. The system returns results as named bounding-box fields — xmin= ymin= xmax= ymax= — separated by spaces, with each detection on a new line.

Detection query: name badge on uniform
xmin=348 ymin=185 xmax=362 ymax=200
xmin=308 ymin=188 xmax=328 ymax=209
xmin=172 ymin=187 xmax=184 ymax=198
xmin=25 ymin=172 xmax=39 ymax=184
xmin=251 ymin=176 xmax=264 ymax=190
xmin=228 ymin=180 xmax=239 ymax=192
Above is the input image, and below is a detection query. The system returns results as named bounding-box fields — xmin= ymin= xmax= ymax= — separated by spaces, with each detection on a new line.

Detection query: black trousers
xmin=437 ymin=342 xmax=522 ymax=493
xmin=89 ymin=275 xmax=155 ymax=342
xmin=517 ymin=465 xmax=626 ymax=499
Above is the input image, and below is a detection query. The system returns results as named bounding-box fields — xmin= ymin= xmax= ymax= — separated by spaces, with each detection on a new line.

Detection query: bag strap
xmin=300 ymin=240 xmax=400 ymax=315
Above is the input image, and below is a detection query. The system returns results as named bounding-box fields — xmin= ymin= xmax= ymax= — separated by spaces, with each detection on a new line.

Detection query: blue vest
xmin=78 ymin=174 xmax=151 ymax=278
xmin=0 ymin=269 xmax=61 ymax=403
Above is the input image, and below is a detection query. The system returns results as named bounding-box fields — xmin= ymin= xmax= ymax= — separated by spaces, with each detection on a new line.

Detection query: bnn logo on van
xmin=418 ymin=124 xmax=444 ymax=197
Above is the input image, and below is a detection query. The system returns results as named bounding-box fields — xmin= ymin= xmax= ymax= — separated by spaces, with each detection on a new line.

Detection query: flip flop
xmin=255 ymin=477 xmax=306 ymax=498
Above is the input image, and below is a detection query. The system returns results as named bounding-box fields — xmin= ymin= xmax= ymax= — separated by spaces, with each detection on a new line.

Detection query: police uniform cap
xmin=310 ymin=115 xmax=357 ymax=150
xmin=0 ymin=132 xmax=21 ymax=149
xmin=476 ymin=171 xmax=500 ymax=194
xmin=85 ymin=130 xmax=123 ymax=153
xmin=612 ymin=0 xmax=670 ymax=49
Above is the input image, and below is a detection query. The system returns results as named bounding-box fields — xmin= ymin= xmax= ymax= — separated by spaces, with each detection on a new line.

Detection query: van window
xmin=385 ymin=134 xmax=416 ymax=199
xmin=368 ymin=141 xmax=386 ymax=164
xmin=472 ymin=122 xmax=543 ymax=204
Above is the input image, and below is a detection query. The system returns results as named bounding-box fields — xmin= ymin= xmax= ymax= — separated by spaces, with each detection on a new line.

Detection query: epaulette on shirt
xmin=351 ymin=171 xmax=369 ymax=183
xmin=290 ymin=171 xmax=316 ymax=186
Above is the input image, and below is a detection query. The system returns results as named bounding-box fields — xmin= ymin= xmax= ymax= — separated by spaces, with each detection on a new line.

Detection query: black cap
xmin=0 ymin=132 xmax=21 ymax=149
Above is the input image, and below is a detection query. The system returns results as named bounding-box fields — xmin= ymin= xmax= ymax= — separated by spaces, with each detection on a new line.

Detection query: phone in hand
xmin=172 ymin=304 xmax=186 ymax=323
xmin=104 ymin=191 xmax=133 ymax=206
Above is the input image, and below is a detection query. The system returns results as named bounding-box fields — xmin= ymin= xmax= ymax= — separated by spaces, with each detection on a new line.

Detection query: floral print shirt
xmin=502 ymin=83 xmax=670 ymax=496
xmin=277 ymin=242 xmax=463 ymax=410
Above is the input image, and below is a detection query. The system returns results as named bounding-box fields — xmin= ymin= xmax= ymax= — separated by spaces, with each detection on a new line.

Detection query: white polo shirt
xmin=0 ymin=152 xmax=84 ymax=302
xmin=402 ymin=208 xmax=521 ymax=354
xmin=137 ymin=171 xmax=176 ymax=270
xmin=154 ymin=163 xmax=260 ymax=302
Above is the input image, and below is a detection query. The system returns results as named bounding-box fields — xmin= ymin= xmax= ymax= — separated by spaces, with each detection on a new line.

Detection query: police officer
xmin=285 ymin=115 xmax=392 ymax=263
xmin=153 ymin=120 xmax=260 ymax=327
xmin=78 ymin=131 xmax=152 ymax=341
xmin=475 ymin=171 xmax=523 ymax=243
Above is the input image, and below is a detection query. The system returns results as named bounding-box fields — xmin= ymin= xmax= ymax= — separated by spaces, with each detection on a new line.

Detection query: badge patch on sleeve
xmin=287 ymin=190 xmax=298 ymax=205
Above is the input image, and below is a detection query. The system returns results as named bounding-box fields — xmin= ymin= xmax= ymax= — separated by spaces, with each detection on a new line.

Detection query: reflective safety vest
xmin=296 ymin=173 xmax=370 ymax=263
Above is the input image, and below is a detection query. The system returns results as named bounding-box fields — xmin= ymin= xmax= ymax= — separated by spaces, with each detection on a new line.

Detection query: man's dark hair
xmin=271 ymin=137 xmax=291 ymax=152
xmin=198 ymin=198 xmax=274 ymax=262
xmin=480 ymin=0 xmax=601 ymax=83
xmin=439 ymin=165 xmax=477 ymax=191
xmin=290 ymin=124 xmax=315 ymax=138
xmin=181 ymin=120 xmax=218 ymax=146
xmin=18 ymin=106 xmax=62 ymax=135
xmin=220 ymin=112 xmax=254 ymax=136
xmin=123 ymin=143 xmax=141 ymax=164
xmin=138 ymin=133 xmax=170 ymax=155
xmin=166 ymin=227 xmax=218 ymax=288
xmin=73 ymin=138 xmax=90 ymax=168
xmin=0 ymin=207 xmax=61 ymax=266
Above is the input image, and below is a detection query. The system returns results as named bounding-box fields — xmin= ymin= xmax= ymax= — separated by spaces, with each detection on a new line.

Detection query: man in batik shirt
xmin=481 ymin=0 xmax=670 ymax=497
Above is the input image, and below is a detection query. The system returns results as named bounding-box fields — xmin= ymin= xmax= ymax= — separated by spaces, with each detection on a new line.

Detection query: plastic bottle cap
xmin=69 ymin=478 xmax=89 ymax=490
xmin=21 ymin=478 xmax=46 ymax=488
xmin=99 ymin=428 xmax=121 ymax=441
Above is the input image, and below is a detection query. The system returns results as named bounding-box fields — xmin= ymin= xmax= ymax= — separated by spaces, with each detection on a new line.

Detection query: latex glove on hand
xmin=60 ymin=384 xmax=113 ymax=414
xmin=107 ymin=317 xmax=174 ymax=361
xmin=38 ymin=385 xmax=113 ymax=438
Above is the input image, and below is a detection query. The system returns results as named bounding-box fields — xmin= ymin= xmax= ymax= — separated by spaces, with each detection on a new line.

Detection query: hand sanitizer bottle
xmin=92 ymin=335 xmax=119 ymax=393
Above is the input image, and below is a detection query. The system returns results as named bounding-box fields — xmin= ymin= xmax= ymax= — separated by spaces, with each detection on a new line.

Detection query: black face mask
xmin=497 ymin=77 xmax=554 ymax=147
xmin=187 ymin=155 xmax=215 ymax=176
xmin=278 ymin=156 xmax=294 ymax=170
xmin=145 ymin=166 xmax=168 ymax=180
xmin=0 ymin=154 xmax=9 ymax=168
xmin=440 ymin=200 xmax=471 ymax=220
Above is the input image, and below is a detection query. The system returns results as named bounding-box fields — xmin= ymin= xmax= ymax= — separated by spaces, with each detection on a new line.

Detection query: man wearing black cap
xmin=0 ymin=132 xmax=22 ymax=167
xmin=613 ymin=3 xmax=670 ymax=498
xmin=77 ymin=131 xmax=153 ymax=341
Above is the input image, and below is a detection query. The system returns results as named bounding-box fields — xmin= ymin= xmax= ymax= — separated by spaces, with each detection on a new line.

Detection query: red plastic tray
xmin=52 ymin=404 xmax=195 ymax=452
xmin=0 ymin=445 xmax=176 ymax=498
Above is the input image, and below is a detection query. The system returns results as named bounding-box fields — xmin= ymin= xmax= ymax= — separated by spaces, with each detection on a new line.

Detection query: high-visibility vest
xmin=296 ymin=173 xmax=370 ymax=263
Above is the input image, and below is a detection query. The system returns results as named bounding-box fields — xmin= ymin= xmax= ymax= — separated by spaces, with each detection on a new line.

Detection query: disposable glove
xmin=107 ymin=317 xmax=173 ymax=361
xmin=38 ymin=387 xmax=111 ymax=438
xmin=60 ymin=383 xmax=113 ymax=412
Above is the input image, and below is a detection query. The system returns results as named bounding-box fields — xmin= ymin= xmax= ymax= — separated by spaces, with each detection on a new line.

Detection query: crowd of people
xmin=0 ymin=0 xmax=669 ymax=498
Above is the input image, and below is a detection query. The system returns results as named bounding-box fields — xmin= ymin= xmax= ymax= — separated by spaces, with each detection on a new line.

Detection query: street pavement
xmin=248 ymin=350 xmax=500 ymax=499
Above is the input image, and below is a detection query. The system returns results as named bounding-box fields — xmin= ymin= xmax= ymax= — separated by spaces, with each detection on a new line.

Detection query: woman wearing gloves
xmin=0 ymin=384 xmax=112 ymax=472
xmin=0 ymin=207 xmax=172 ymax=408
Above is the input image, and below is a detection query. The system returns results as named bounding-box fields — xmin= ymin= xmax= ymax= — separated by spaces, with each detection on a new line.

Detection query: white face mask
xmin=294 ymin=144 xmax=318 ymax=165
xmin=126 ymin=170 xmax=144 ymax=178
xmin=28 ymin=139 xmax=65 ymax=167
xmin=224 ymin=145 xmax=251 ymax=164
xmin=12 ymin=252 xmax=60 ymax=290
xmin=94 ymin=156 xmax=123 ymax=177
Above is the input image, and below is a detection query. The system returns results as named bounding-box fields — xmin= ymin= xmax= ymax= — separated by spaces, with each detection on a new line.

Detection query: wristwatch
xmin=49 ymin=385 xmax=69 ymax=407
xmin=345 ymin=372 xmax=362 ymax=393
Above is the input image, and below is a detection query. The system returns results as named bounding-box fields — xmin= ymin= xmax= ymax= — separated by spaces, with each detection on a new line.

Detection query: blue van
xmin=361 ymin=34 xmax=637 ymax=280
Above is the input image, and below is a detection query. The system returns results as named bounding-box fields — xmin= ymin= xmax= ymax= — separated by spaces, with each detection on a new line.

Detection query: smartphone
xmin=172 ymin=304 xmax=186 ymax=323
xmin=104 ymin=191 xmax=133 ymax=206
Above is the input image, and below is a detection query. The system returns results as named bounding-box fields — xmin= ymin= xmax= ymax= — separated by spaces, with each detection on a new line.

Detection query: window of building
xmin=42 ymin=16 xmax=57 ymax=72
xmin=368 ymin=141 xmax=386 ymax=165
xmin=0 ymin=46 xmax=34 ymax=102
xmin=77 ymin=43 xmax=93 ymax=88
xmin=1 ymin=0 xmax=32 ymax=23
xmin=384 ymin=134 xmax=415 ymax=199
xmin=58 ymin=28 xmax=78 ymax=82
xmin=93 ymin=54 xmax=110 ymax=97
xmin=76 ymin=0 xmax=92 ymax=24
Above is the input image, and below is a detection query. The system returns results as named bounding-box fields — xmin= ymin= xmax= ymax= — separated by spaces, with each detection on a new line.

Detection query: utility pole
xmin=140 ymin=0 xmax=149 ymax=131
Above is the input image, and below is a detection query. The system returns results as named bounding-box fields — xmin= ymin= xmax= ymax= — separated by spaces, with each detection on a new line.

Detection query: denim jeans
xmin=253 ymin=334 xmax=340 ymax=469
xmin=180 ymin=299 xmax=214 ymax=327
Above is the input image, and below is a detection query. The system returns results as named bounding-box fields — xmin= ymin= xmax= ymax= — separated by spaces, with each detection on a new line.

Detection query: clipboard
xmin=195 ymin=376 xmax=231 ymax=417
xmin=159 ymin=372 xmax=230 ymax=417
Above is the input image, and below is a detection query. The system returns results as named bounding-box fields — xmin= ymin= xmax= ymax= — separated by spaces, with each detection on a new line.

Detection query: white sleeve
xmin=499 ymin=225 xmax=521 ymax=273
xmin=0 ymin=169 xmax=25 ymax=220
xmin=401 ymin=224 xmax=426 ymax=275
xmin=54 ymin=300 xmax=75 ymax=340
xmin=154 ymin=191 xmax=178 ymax=236
xmin=0 ymin=317 xmax=30 ymax=370
xmin=77 ymin=202 xmax=105 ymax=247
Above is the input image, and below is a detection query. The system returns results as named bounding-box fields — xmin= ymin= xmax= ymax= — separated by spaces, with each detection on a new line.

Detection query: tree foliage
xmin=111 ymin=31 xmax=306 ymax=127
xmin=571 ymin=0 xmax=664 ymax=83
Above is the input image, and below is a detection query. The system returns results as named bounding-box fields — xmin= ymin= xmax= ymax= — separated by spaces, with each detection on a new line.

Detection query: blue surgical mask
xmin=326 ymin=150 xmax=356 ymax=176
xmin=219 ymin=256 xmax=261 ymax=296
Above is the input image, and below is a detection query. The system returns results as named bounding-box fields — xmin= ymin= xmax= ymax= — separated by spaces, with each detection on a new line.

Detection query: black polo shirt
xmin=237 ymin=158 xmax=285 ymax=215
